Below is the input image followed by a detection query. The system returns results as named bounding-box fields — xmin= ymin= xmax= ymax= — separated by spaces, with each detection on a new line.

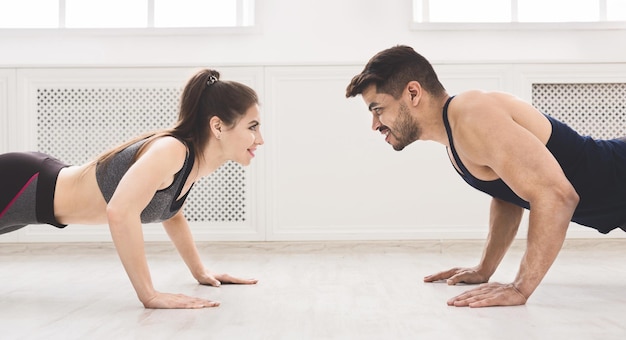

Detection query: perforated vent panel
xmin=36 ymin=87 xmax=247 ymax=223
xmin=532 ymin=83 xmax=626 ymax=140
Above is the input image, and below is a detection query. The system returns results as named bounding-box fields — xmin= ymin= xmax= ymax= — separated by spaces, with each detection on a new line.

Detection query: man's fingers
xmin=446 ymin=276 xmax=460 ymax=285
xmin=424 ymin=274 xmax=443 ymax=282
xmin=446 ymin=271 xmax=475 ymax=285
xmin=446 ymin=283 xmax=527 ymax=308
xmin=447 ymin=287 xmax=486 ymax=306
xmin=424 ymin=268 xmax=459 ymax=282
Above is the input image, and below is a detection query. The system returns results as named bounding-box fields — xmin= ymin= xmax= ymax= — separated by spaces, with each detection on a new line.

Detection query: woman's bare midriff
xmin=53 ymin=164 xmax=109 ymax=225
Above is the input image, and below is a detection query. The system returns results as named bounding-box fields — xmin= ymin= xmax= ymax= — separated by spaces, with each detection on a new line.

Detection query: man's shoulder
xmin=453 ymin=90 xmax=515 ymax=107
xmin=449 ymin=91 xmax=502 ymax=124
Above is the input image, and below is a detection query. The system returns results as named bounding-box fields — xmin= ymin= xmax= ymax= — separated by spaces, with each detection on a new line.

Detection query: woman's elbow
xmin=106 ymin=203 xmax=135 ymax=227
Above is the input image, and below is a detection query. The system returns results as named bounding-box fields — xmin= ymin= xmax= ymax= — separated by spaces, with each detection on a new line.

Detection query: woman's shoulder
xmin=138 ymin=135 xmax=188 ymax=166
xmin=148 ymin=135 xmax=187 ymax=150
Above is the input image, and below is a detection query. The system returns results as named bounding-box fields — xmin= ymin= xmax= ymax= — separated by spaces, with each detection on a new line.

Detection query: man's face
xmin=361 ymin=85 xmax=421 ymax=151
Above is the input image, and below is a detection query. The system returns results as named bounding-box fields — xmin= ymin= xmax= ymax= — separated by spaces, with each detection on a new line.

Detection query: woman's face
xmin=221 ymin=104 xmax=264 ymax=166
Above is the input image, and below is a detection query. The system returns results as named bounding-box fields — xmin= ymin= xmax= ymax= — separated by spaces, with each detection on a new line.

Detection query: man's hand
xmin=446 ymin=282 xmax=527 ymax=307
xmin=424 ymin=266 xmax=490 ymax=285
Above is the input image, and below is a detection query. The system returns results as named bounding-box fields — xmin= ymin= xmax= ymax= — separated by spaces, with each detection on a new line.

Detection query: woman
xmin=0 ymin=69 xmax=263 ymax=309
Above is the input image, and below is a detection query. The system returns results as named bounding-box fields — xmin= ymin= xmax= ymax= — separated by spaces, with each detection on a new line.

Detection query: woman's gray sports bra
xmin=95 ymin=138 xmax=195 ymax=223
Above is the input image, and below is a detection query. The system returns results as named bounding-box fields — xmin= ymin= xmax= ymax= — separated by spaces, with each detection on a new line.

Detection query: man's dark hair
xmin=346 ymin=45 xmax=446 ymax=99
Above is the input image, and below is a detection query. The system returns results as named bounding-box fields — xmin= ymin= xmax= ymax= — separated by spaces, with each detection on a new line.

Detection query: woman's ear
xmin=210 ymin=116 xmax=223 ymax=139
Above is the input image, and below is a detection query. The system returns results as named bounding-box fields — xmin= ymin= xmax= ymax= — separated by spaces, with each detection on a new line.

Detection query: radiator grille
xmin=532 ymin=83 xmax=626 ymax=140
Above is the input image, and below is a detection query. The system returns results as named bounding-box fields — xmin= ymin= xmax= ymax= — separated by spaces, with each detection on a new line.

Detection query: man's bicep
xmin=465 ymin=113 xmax=570 ymax=202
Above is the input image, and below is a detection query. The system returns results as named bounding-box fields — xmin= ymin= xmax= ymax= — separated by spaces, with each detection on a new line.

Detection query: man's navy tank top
xmin=443 ymin=96 xmax=626 ymax=234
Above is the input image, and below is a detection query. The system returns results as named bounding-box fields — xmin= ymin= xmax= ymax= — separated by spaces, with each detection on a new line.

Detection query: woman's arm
xmin=162 ymin=210 xmax=258 ymax=286
xmin=106 ymin=137 xmax=218 ymax=308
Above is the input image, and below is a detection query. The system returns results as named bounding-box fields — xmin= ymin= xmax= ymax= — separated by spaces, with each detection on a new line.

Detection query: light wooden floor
xmin=1 ymin=239 xmax=625 ymax=340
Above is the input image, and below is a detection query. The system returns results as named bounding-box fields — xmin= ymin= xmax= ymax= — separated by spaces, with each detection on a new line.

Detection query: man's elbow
xmin=557 ymin=184 xmax=580 ymax=211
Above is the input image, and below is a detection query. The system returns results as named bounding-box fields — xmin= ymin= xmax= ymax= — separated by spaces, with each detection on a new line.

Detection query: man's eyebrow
xmin=368 ymin=102 xmax=380 ymax=111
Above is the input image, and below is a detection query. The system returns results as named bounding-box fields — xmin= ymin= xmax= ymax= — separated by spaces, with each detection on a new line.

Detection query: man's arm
xmin=448 ymin=189 xmax=576 ymax=307
xmin=478 ymin=198 xmax=524 ymax=279
xmin=424 ymin=197 xmax=523 ymax=284
xmin=446 ymin=92 xmax=579 ymax=307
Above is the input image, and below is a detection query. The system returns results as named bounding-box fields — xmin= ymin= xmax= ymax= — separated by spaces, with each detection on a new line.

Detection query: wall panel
xmin=0 ymin=69 xmax=17 ymax=242
xmin=0 ymin=69 xmax=16 ymax=152
xmin=264 ymin=65 xmax=516 ymax=240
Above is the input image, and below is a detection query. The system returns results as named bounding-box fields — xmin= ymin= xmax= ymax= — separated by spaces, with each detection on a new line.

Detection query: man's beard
xmin=391 ymin=102 xmax=420 ymax=151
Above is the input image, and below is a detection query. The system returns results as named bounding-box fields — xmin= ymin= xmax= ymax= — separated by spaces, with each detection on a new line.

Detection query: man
xmin=346 ymin=45 xmax=626 ymax=308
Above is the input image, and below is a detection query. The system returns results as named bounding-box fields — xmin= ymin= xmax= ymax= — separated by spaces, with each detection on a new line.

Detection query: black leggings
xmin=0 ymin=152 xmax=68 ymax=234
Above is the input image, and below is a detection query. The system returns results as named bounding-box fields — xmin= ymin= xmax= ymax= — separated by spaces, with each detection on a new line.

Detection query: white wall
xmin=1 ymin=0 xmax=626 ymax=67
xmin=1 ymin=0 xmax=626 ymax=242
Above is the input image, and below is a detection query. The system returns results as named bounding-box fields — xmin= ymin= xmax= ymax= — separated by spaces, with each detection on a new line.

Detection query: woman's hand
xmin=142 ymin=291 xmax=220 ymax=309
xmin=196 ymin=271 xmax=258 ymax=287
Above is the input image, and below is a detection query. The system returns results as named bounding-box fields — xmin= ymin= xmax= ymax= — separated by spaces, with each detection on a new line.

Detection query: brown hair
xmin=346 ymin=45 xmax=446 ymax=99
xmin=95 ymin=69 xmax=258 ymax=166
